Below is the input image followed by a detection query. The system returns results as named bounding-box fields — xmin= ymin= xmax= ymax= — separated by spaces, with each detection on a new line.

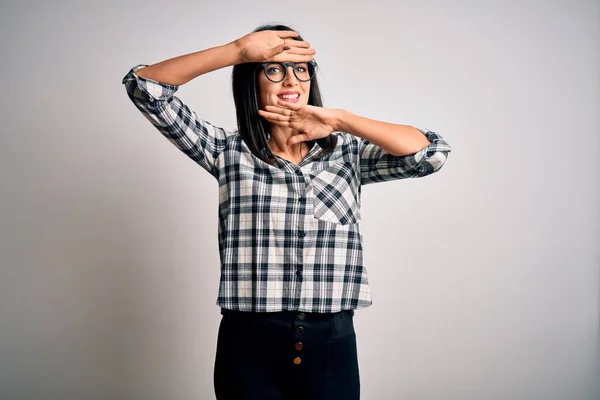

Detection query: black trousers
xmin=214 ymin=308 xmax=360 ymax=400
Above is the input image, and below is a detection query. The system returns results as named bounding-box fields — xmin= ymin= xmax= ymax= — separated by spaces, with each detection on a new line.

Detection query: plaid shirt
xmin=122 ymin=64 xmax=452 ymax=313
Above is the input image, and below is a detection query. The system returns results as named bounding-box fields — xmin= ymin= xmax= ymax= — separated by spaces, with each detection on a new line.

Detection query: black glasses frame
xmin=257 ymin=60 xmax=318 ymax=83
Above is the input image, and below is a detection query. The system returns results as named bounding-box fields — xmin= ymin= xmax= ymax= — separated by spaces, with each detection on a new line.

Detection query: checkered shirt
xmin=122 ymin=64 xmax=452 ymax=313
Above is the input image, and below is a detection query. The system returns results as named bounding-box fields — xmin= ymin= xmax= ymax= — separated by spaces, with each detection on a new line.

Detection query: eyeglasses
xmin=257 ymin=61 xmax=318 ymax=83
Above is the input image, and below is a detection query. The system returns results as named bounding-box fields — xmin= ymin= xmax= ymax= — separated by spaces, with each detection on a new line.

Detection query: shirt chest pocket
xmin=310 ymin=161 xmax=361 ymax=225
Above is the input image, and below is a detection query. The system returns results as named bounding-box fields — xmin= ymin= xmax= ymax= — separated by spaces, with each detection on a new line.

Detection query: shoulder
xmin=330 ymin=131 xmax=362 ymax=151
xmin=217 ymin=129 xmax=242 ymax=145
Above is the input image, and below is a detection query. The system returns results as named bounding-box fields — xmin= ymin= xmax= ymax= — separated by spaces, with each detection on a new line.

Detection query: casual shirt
xmin=122 ymin=64 xmax=452 ymax=313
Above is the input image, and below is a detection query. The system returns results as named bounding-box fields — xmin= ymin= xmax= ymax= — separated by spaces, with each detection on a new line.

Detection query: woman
xmin=122 ymin=23 xmax=451 ymax=400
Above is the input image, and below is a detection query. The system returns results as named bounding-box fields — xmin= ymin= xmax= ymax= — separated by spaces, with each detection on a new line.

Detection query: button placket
xmin=294 ymin=170 xmax=306 ymax=301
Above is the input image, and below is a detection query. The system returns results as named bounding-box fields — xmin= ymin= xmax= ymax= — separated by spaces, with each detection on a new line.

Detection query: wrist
xmin=332 ymin=109 xmax=348 ymax=132
xmin=225 ymin=40 xmax=243 ymax=65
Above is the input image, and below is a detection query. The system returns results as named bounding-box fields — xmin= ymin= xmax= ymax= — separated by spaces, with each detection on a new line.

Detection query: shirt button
xmin=296 ymin=270 xmax=303 ymax=278
xmin=298 ymin=312 xmax=306 ymax=320
xmin=297 ymin=230 xmax=306 ymax=238
xmin=295 ymin=342 xmax=304 ymax=351
xmin=298 ymin=196 xmax=305 ymax=203
xmin=296 ymin=326 xmax=305 ymax=335
xmin=293 ymin=356 xmax=302 ymax=365
xmin=295 ymin=169 xmax=302 ymax=176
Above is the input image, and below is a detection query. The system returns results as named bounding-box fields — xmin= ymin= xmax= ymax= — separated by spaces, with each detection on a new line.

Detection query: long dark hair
xmin=231 ymin=23 xmax=337 ymax=166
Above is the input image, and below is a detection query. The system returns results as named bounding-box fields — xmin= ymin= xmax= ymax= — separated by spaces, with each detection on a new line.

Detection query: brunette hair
xmin=231 ymin=23 xmax=337 ymax=165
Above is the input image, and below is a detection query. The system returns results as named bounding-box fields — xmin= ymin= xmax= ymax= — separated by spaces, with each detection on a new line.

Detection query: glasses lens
xmin=264 ymin=63 xmax=285 ymax=82
xmin=293 ymin=62 xmax=314 ymax=81
xmin=264 ymin=62 xmax=316 ymax=82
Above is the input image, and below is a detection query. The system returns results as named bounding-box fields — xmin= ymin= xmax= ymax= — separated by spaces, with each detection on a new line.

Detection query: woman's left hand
xmin=258 ymin=100 xmax=339 ymax=146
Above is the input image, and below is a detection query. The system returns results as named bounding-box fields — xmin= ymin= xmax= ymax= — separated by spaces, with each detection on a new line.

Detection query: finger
xmin=265 ymin=43 xmax=296 ymax=60
xmin=268 ymin=53 xmax=316 ymax=63
xmin=277 ymin=99 xmax=302 ymax=111
xmin=280 ymin=47 xmax=316 ymax=55
xmin=265 ymin=44 xmax=287 ymax=59
xmin=276 ymin=30 xmax=300 ymax=39
xmin=269 ymin=44 xmax=316 ymax=59
xmin=287 ymin=133 xmax=311 ymax=146
xmin=267 ymin=119 xmax=290 ymax=126
xmin=258 ymin=110 xmax=290 ymax=121
xmin=264 ymin=118 xmax=290 ymax=127
xmin=264 ymin=105 xmax=294 ymax=115
xmin=281 ymin=40 xmax=312 ymax=48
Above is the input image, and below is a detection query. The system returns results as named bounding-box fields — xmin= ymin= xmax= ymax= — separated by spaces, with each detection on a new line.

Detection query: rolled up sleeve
xmin=357 ymin=128 xmax=452 ymax=185
xmin=122 ymin=64 xmax=230 ymax=179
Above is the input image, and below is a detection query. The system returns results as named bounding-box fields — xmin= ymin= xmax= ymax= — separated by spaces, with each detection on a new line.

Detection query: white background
xmin=1 ymin=0 xmax=598 ymax=399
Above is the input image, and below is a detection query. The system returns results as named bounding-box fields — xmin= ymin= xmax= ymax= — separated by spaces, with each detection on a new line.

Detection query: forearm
xmin=134 ymin=41 xmax=241 ymax=86
xmin=334 ymin=109 xmax=431 ymax=156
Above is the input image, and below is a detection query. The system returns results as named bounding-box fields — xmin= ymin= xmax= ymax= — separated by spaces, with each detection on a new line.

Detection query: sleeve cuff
xmin=415 ymin=128 xmax=453 ymax=154
xmin=121 ymin=64 xmax=179 ymax=102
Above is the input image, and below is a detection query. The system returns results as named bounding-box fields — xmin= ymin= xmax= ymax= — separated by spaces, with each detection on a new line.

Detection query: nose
xmin=282 ymin=65 xmax=299 ymax=86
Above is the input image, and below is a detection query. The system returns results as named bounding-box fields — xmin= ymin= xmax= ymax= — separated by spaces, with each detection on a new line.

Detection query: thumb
xmin=287 ymin=133 xmax=310 ymax=146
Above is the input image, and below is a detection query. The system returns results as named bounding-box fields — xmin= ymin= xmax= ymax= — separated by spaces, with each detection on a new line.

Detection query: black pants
xmin=214 ymin=308 xmax=360 ymax=400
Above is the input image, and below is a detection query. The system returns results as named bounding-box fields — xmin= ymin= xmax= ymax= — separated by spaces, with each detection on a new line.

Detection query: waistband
xmin=220 ymin=308 xmax=355 ymax=339
xmin=220 ymin=308 xmax=355 ymax=319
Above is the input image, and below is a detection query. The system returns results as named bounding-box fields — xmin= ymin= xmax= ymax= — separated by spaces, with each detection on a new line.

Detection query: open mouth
xmin=278 ymin=93 xmax=300 ymax=102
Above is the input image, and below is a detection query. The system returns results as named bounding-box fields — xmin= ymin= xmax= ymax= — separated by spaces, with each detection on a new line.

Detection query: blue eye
xmin=267 ymin=67 xmax=281 ymax=75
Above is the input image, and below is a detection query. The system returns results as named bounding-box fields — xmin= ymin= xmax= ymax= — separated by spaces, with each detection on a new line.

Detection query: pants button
xmin=295 ymin=342 xmax=303 ymax=351
xmin=296 ymin=326 xmax=304 ymax=335
xmin=298 ymin=312 xmax=305 ymax=320
xmin=293 ymin=356 xmax=302 ymax=365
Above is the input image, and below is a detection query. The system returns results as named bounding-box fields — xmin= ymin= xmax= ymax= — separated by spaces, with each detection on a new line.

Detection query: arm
xmin=333 ymin=110 xmax=452 ymax=184
xmin=122 ymin=31 xmax=315 ymax=178
xmin=258 ymin=100 xmax=451 ymax=184
xmin=335 ymin=110 xmax=431 ymax=156
xmin=133 ymin=29 xmax=315 ymax=85
xmin=122 ymin=62 xmax=232 ymax=179
xmin=133 ymin=42 xmax=241 ymax=86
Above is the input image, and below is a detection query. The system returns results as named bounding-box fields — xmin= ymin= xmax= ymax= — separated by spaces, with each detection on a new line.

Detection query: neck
xmin=268 ymin=126 xmax=309 ymax=157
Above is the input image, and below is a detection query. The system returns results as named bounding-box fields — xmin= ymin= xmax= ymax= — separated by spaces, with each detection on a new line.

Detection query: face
xmin=257 ymin=62 xmax=312 ymax=109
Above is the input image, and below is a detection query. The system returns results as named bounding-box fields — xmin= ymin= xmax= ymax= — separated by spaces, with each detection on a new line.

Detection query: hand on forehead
xmin=263 ymin=31 xmax=316 ymax=63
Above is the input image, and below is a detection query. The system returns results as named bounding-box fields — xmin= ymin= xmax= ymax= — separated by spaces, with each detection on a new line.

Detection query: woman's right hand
xmin=234 ymin=30 xmax=316 ymax=64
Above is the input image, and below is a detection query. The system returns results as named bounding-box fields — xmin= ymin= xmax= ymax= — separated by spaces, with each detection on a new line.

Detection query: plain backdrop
xmin=1 ymin=0 xmax=598 ymax=399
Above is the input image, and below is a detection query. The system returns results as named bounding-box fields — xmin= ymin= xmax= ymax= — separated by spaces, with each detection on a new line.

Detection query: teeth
xmin=280 ymin=94 xmax=299 ymax=99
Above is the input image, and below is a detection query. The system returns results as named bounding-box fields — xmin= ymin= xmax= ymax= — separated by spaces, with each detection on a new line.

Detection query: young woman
xmin=122 ymin=23 xmax=451 ymax=400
